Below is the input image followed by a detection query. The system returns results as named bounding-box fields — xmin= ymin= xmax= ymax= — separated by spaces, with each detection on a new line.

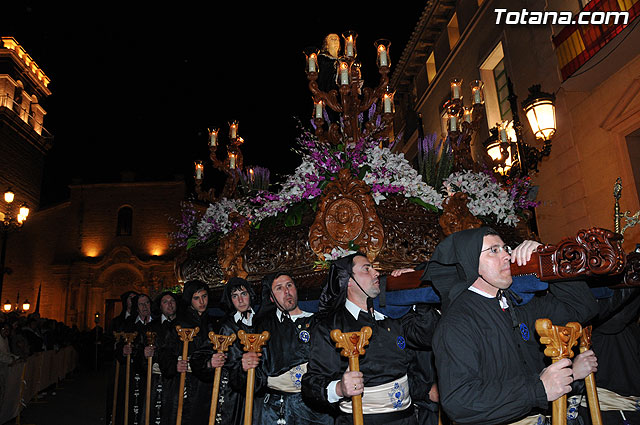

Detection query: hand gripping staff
xmin=536 ymin=319 xmax=582 ymax=425
xmin=122 ymin=332 xmax=138 ymax=425
xmin=144 ymin=331 xmax=157 ymax=425
xmin=110 ymin=332 xmax=124 ymax=425
xmin=207 ymin=332 xmax=237 ymax=425
xmin=579 ymin=326 xmax=603 ymax=425
xmin=237 ymin=330 xmax=270 ymax=425
xmin=175 ymin=325 xmax=199 ymax=425
xmin=330 ymin=326 xmax=373 ymax=425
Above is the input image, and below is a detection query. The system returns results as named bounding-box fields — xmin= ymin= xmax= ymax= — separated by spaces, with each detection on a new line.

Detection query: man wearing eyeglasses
xmin=424 ymin=227 xmax=599 ymax=425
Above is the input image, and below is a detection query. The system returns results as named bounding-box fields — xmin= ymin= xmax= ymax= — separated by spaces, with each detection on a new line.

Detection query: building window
xmin=480 ymin=42 xmax=513 ymax=129
xmin=116 ymin=206 xmax=133 ymax=236
xmin=426 ymin=51 xmax=437 ymax=84
xmin=447 ymin=13 xmax=460 ymax=50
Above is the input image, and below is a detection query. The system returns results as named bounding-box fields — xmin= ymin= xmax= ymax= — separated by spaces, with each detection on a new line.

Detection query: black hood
xmin=424 ymin=227 xmax=495 ymax=310
xmin=182 ymin=280 xmax=209 ymax=309
xmin=118 ymin=290 xmax=138 ymax=318
xmin=317 ymin=252 xmax=365 ymax=315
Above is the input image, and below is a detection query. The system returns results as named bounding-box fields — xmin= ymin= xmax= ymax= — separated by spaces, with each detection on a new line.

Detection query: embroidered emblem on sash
xmin=567 ymin=396 xmax=580 ymax=419
xmin=289 ymin=365 xmax=304 ymax=389
xmin=519 ymin=323 xmax=530 ymax=341
xmin=536 ymin=416 xmax=545 ymax=424
xmin=396 ymin=336 xmax=406 ymax=349
xmin=299 ymin=330 xmax=310 ymax=343
xmin=387 ymin=382 xmax=405 ymax=409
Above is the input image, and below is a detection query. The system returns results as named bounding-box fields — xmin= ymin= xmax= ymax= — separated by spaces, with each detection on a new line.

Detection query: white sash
xmin=580 ymin=387 xmax=640 ymax=411
xmin=505 ymin=414 xmax=548 ymax=425
xmin=339 ymin=374 xmax=411 ymax=415
xmin=267 ymin=362 xmax=307 ymax=393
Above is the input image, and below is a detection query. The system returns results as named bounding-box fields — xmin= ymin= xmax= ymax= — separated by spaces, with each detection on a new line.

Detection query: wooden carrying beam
xmin=386 ymin=227 xmax=629 ymax=291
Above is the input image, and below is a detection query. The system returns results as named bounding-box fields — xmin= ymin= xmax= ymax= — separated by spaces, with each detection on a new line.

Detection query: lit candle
xmin=500 ymin=127 xmax=508 ymax=143
xmin=229 ymin=154 xmax=236 ymax=170
xmin=339 ymin=62 xmax=349 ymax=85
xmin=464 ymin=106 xmax=472 ymax=123
xmin=230 ymin=121 xmax=238 ymax=139
xmin=346 ymin=35 xmax=354 ymax=57
xmin=383 ymin=93 xmax=393 ymax=113
xmin=208 ymin=129 xmax=218 ymax=147
xmin=377 ymin=45 xmax=388 ymax=67
xmin=308 ymin=53 xmax=317 ymax=73
xmin=451 ymin=78 xmax=462 ymax=100
xmin=471 ymin=80 xmax=484 ymax=104
xmin=314 ymin=100 xmax=324 ymax=119
xmin=449 ymin=115 xmax=458 ymax=132
xmin=249 ymin=168 xmax=255 ymax=183
xmin=194 ymin=161 xmax=204 ymax=180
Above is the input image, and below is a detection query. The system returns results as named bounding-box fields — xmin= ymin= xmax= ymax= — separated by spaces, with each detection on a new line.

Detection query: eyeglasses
xmin=481 ymin=244 xmax=512 ymax=255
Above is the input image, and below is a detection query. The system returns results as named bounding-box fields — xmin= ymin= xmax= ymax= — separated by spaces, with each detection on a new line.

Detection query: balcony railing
xmin=0 ymin=94 xmax=53 ymax=140
xmin=553 ymin=0 xmax=640 ymax=81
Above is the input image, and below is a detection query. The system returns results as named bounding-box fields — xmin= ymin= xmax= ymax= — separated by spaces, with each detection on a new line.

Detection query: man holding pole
xmin=239 ymin=272 xmax=333 ymax=424
xmin=425 ymin=227 xmax=599 ymax=425
xmin=302 ymin=253 xmax=440 ymax=425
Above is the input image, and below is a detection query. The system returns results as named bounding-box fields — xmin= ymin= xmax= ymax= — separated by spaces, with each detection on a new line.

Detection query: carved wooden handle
xmin=208 ymin=332 xmax=236 ymax=353
xmin=122 ymin=332 xmax=137 ymax=345
xmin=146 ymin=331 xmax=157 ymax=347
xmin=535 ymin=319 xmax=582 ymax=361
xmin=330 ymin=327 xmax=373 ymax=359
xmin=176 ymin=325 xmax=199 ymax=343
xmin=237 ymin=330 xmax=270 ymax=354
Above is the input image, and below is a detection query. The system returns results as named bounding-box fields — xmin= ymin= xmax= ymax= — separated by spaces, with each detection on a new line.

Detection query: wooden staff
xmin=175 ymin=326 xmax=199 ymax=425
xmin=122 ymin=332 xmax=138 ymax=425
xmin=579 ymin=326 xmax=603 ymax=425
xmin=207 ymin=332 xmax=237 ymax=425
xmin=111 ymin=332 xmax=123 ymax=425
xmin=237 ymin=330 xmax=270 ymax=425
xmin=144 ymin=331 xmax=157 ymax=425
xmin=536 ymin=319 xmax=582 ymax=425
xmin=330 ymin=326 xmax=373 ymax=425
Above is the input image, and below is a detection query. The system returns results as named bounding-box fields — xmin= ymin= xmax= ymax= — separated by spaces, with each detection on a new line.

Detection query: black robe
xmin=302 ymin=303 xmax=439 ymax=424
xmin=432 ymin=280 xmax=598 ymax=425
xmin=190 ymin=312 xmax=254 ymax=425
xmin=158 ymin=308 xmax=215 ymax=425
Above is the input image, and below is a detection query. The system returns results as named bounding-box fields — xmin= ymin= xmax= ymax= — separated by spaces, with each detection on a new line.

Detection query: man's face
xmin=350 ymin=255 xmax=380 ymax=298
xmin=137 ymin=296 xmax=151 ymax=318
xmin=126 ymin=293 xmax=136 ymax=312
xmin=477 ymin=234 xmax=513 ymax=290
xmin=160 ymin=294 xmax=177 ymax=318
xmin=271 ymin=275 xmax=298 ymax=312
xmin=231 ymin=287 xmax=250 ymax=313
xmin=191 ymin=289 xmax=208 ymax=314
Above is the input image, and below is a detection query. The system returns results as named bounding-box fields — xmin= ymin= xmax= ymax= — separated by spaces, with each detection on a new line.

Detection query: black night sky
xmin=4 ymin=2 xmax=426 ymax=207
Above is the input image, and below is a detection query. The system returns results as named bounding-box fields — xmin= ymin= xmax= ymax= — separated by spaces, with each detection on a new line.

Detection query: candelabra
xmin=444 ymin=78 xmax=487 ymax=172
xmin=194 ymin=121 xmax=245 ymax=203
xmin=0 ymin=188 xmax=29 ymax=301
xmin=305 ymin=32 xmax=394 ymax=147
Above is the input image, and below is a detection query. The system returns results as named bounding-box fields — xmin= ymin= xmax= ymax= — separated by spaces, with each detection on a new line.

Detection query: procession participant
xmin=112 ymin=291 xmax=138 ymax=332
xmin=239 ymin=272 xmax=333 ymax=425
xmin=301 ymin=252 xmax=440 ymax=425
xmin=426 ymin=227 xmax=599 ymax=425
xmin=143 ymin=291 xmax=180 ymax=425
xmin=191 ymin=277 xmax=257 ymax=425
xmin=158 ymin=280 xmax=223 ymax=425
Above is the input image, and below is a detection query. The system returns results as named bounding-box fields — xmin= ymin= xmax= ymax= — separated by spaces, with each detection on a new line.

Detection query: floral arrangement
xmin=171 ymin=116 xmax=539 ymax=249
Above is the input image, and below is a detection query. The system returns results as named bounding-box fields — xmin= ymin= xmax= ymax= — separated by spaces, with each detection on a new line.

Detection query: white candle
xmin=209 ymin=130 xmax=218 ymax=147
xmin=308 ymin=53 xmax=317 ymax=73
xmin=449 ymin=116 xmax=458 ymax=132
xmin=229 ymin=154 xmax=236 ymax=170
xmin=340 ymin=64 xmax=349 ymax=85
xmin=314 ymin=101 xmax=323 ymax=118
xmin=378 ymin=46 xmax=388 ymax=67
xmin=195 ymin=162 xmax=204 ymax=180
xmin=452 ymin=85 xmax=460 ymax=99
xmin=473 ymin=87 xmax=482 ymax=104
xmin=249 ymin=168 xmax=255 ymax=183
xmin=383 ymin=95 xmax=393 ymax=113
xmin=500 ymin=128 xmax=508 ymax=143
xmin=346 ymin=37 xmax=354 ymax=57
xmin=230 ymin=123 xmax=238 ymax=139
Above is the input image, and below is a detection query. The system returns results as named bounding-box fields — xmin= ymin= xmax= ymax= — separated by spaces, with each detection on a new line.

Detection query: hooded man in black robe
xmin=190 ymin=277 xmax=257 ymax=425
xmin=426 ymin=227 xmax=599 ymax=425
xmin=302 ymin=252 xmax=440 ymax=425
xmin=158 ymin=280 xmax=224 ymax=425
xmin=238 ymin=272 xmax=333 ymax=425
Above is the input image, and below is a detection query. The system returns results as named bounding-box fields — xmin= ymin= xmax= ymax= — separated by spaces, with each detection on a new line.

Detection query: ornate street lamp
xmin=485 ymin=80 xmax=557 ymax=177
xmin=3 ymin=299 xmax=11 ymax=312
xmin=1 ymin=188 xmax=29 ymax=301
xmin=21 ymin=298 xmax=30 ymax=312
